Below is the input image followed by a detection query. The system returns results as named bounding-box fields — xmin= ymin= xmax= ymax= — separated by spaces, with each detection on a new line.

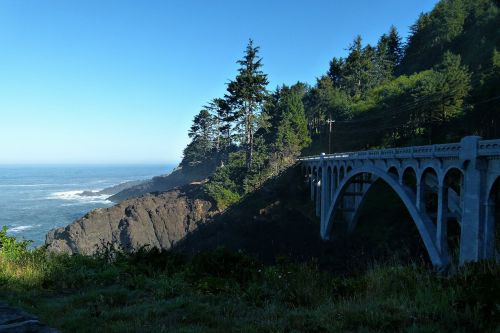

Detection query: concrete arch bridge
xmin=299 ymin=136 xmax=500 ymax=268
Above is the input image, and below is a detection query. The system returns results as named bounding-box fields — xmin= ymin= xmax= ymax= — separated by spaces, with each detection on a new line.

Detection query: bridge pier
xmin=459 ymin=136 xmax=487 ymax=264
xmin=484 ymin=196 xmax=496 ymax=259
xmin=436 ymin=184 xmax=449 ymax=260
xmin=310 ymin=173 xmax=315 ymax=202
xmin=416 ymin=179 xmax=425 ymax=213
xmin=315 ymin=179 xmax=321 ymax=217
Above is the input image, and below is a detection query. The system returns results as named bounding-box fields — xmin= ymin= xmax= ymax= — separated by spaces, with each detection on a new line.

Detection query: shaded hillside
xmin=175 ymin=165 xmax=431 ymax=274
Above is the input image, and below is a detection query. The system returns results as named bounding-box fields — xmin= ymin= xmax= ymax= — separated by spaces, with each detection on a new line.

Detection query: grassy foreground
xmin=0 ymin=229 xmax=499 ymax=333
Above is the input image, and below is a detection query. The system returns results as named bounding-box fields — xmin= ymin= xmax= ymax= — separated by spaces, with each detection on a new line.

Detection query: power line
xmin=331 ymin=94 xmax=500 ymax=135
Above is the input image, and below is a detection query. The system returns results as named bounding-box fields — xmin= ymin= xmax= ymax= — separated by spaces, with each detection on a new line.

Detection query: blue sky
xmin=0 ymin=0 xmax=438 ymax=164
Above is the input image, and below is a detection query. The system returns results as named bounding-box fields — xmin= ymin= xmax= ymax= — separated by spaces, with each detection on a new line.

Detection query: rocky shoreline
xmin=45 ymin=185 xmax=213 ymax=255
xmin=45 ymin=166 xmax=216 ymax=255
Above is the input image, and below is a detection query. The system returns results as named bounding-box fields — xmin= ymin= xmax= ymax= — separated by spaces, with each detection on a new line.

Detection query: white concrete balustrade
xmin=299 ymin=136 xmax=500 ymax=267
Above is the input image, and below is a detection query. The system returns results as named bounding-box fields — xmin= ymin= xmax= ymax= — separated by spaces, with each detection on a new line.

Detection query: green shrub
xmin=204 ymin=183 xmax=241 ymax=210
xmin=0 ymin=226 xmax=32 ymax=260
xmin=451 ymin=261 xmax=500 ymax=329
xmin=154 ymin=274 xmax=190 ymax=299
xmin=125 ymin=247 xmax=187 ymax=277
xmin=185 ymin=248 xmax=261 ymax=287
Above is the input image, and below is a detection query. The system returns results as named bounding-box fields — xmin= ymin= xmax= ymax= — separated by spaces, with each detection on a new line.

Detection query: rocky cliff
xmin=45 ymin=186 xmax=213 ymax=255
xmin=108 ymin=167 xmax=212 ymax=202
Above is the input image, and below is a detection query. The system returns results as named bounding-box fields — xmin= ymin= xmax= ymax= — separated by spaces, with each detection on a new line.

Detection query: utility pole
xmin=326 ymin=118 xmax=335 ymax=154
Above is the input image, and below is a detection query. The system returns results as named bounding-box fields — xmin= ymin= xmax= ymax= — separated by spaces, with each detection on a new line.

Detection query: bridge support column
xmin=310 ymin=174 xmax=315 ymax=201
xmin=459 ymin=136 xmax=486 ymax=264
xmin=316 ymin=181 xmax=321 ymax=217
xmin=416 ymin=180 xmax=425 ymax=213
xmin=436 ymin=184 xmax=449 ymax=261
xmin=330 ymin=171 xmax=336 ymax=205
xmin=321 ymin=164 xmax=329 ymax=224
xmin=484 ymin=197 xmax=496 ymax=259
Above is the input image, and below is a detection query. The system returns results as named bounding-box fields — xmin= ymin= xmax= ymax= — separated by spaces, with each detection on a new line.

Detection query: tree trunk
xmin=249 ymin=125 xmax=254 ymax=170
xmin=245 ymin=105 xmax=252 ymax=170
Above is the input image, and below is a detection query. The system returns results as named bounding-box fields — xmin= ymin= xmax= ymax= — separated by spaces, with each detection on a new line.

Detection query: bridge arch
xmin=387 ymin=166 xmax=399 ymax=179
xmin=323 ymin=166 xmax=446 ymax=267
xmin=441 ymin=167 xmax=464 ymax=263
xmin=402 ymin=167 xmax=418 ymax=194
xmin=419 ymin=166 xmax=441 ymax=187
xmin=419 ymin=167 xmax=439 ymax=218
xmin=339 ymin=166 xmax=345 ymax=182
xmin=332 ymin=166 xmax=338 ymax=184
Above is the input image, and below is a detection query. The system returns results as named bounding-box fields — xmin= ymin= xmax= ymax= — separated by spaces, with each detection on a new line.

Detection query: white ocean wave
xmin=9 ymin=225 xmax=35 ymax=233
xmin=48 ymin=190 xmax=112 ymax=204
xmin=91 ymin=180 xmax=109 ymax=184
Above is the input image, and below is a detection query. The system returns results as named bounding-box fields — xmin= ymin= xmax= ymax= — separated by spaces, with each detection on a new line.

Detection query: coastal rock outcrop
xmin=45 ymin=186 xmax=212 ymax=255
xmin=108 ymin=167 xmax=211 ymax=202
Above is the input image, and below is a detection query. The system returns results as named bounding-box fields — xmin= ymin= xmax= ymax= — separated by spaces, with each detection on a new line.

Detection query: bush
xmin=0 ymin=226 xmax=32 ymax=260
xmin=185 ymin=248 xmax=261 ymax=287
xmin=204 ymin=183 xmax=240 ymax=210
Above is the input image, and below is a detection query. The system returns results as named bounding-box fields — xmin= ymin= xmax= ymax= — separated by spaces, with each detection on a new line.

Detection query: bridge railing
xmin=478 ymin=139 xmax=500 ymax=157
xmin=298 ymin=138 xmax=500 ymax=162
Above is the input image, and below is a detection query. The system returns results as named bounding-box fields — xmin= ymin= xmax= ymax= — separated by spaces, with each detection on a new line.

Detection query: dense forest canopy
xmin=180 ymin=0 xmax=499 ymax=209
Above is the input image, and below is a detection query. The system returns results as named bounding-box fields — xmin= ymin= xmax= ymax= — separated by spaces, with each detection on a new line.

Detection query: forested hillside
xmin=180 ymin=0 xmax=499 ymax=209
xmin=307 ymin=0 xmax=499 ymax=152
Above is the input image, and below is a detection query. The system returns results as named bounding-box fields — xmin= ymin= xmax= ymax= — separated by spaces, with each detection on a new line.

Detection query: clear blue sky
xmin=0 ymin=0 xmax=438 ymax=164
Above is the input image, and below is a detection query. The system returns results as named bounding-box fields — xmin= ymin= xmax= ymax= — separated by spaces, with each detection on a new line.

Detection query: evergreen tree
xmin=205 ymin=97 xmax=233 ymax=154
xmin=387 ymin=25 xmax=403 ymax=66
xmin=343 ymin=35 xmax=364 ymax=98
xmin=413 ymin=52 xmax=471 ymax=142
xmin=327 ymin=57 xmax=345 ymax=88
xmin=274 ymin=86 xmax=311 ymax=162
xmin=226 ymin=39 xmax=269 ymax=170
xmin=400 ymin=13 xmax=431 ymax=74
xmin=304 ymin=76 xmax=351 ymax=134
xmin=343 ymin=36 xmax=378 ymax=98
xmin=375 ymin=33 xmax=394 ymax=83
xmin=469 ymin=48 xmax=500 ymax=138
xmin=182 ymin=109 xmax=216 ymax=168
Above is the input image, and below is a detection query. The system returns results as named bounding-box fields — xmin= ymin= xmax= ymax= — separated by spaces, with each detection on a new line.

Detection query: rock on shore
xmin=108 ymin=167 xmax=210 ymax=202
xmin=45 ymin=186 xmax=212 ymax=255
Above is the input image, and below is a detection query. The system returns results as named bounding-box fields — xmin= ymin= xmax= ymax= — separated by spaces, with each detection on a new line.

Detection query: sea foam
xmin=48 ymin=190 xmax=111 ymax=204
xmin=9 ymin=225 xmax=35 ymax=233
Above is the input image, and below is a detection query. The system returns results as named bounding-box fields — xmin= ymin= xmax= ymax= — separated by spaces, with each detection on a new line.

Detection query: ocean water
xmin=0 ymin=164 xmax=175 ymax=247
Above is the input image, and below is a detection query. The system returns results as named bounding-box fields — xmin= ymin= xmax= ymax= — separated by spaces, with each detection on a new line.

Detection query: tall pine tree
xmin=226 ymin=39 xmax=269 ymax=170
xmin=387 ymin=25 xmax=403 ymax=67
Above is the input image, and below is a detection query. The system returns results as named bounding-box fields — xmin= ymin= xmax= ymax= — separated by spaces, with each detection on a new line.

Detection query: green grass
xmin=1 ymin=233 xmax=499 ymax=332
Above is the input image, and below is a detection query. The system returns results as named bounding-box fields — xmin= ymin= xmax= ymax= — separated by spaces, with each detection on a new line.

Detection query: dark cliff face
xmin=45 ymin=186 xmax=212 ymax=255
